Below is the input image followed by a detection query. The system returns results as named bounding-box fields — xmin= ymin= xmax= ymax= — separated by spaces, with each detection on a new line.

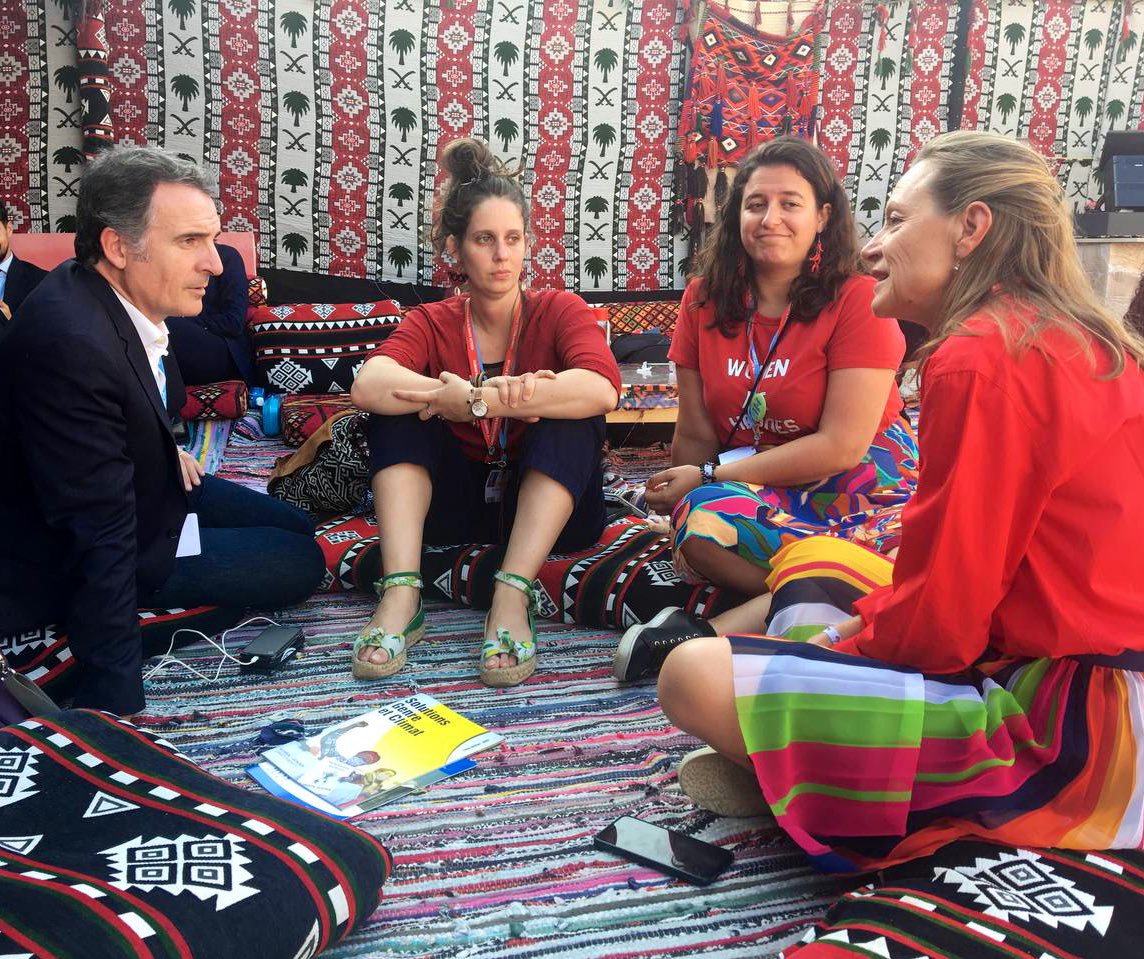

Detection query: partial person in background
xmin=0 ymin=146 xmax=323 ymax=716
xmin=657 ymin=132 xmax=1144 ymax=872
xmin=645 ymin=138 xmax=916 ymax=604
xmin=167 ymin=241 xmax=256 ymax=385
xmin=351 ymin=137 xmax=620 ymax=689
xmin=0 ymin=201 xmax=48 ymax=326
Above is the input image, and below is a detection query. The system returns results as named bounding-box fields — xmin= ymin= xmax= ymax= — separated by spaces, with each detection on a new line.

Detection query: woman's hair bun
xmin=442 ymin=138 xmax=496 ymax=183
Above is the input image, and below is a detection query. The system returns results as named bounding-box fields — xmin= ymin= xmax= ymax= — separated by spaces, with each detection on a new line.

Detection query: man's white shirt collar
xmin=112 ymin=288 xmax=169 ymax=396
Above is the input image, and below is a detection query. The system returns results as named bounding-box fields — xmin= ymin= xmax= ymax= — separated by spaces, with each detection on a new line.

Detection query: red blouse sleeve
xmin=369 ymin=305 xmax=434 ymax=373
xmin=548 ymin=291 xmax=622 ymax=394
xmin=826 ymin=276 xmax=906 ymax=372
xmin=850 ymin=361 xmax=1052 ymax=672
xmin=667 ymin=280 xmax=702 ymax=369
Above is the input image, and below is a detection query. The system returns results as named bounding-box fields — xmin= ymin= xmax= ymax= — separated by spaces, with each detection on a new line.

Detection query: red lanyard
xmin=462 ymin=293 xmax=525 ymax=463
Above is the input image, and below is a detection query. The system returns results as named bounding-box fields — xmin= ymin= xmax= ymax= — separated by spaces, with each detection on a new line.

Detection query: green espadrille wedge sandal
xmin=479 ymin=570 xmax=538 ymax=688
xmin=351 ymin=571 xmax=425 ymax=680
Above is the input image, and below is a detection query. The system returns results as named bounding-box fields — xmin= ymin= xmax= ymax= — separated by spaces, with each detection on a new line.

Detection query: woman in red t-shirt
xmin=647 ymin=138 xmax=916 ymax=598
xmin=350 ymin=139 xmax=620 ymax=688
xmin=657 ymin=133 xmax=1144 ymax=873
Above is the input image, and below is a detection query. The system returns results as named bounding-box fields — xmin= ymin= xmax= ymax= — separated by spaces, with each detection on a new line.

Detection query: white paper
xmin=717 ymin=447 xmax=755 ymax=466
xmin=175 ymin=512 xmax=202 ymax=558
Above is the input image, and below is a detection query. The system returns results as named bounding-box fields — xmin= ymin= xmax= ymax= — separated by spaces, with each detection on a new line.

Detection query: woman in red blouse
xmin=657 ymin=132 xmax=1144 ymax=871
xmin=350 ymin=139 xmax=620 ymax=687
xmin=646 ymin=138 xmax=916 ymax=601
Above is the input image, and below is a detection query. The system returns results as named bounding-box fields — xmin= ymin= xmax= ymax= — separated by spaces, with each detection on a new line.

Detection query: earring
xmin=952 ymin=260 xmax=961 ymax=273
xmin=808 ymin=233 xmax=823 ymax=275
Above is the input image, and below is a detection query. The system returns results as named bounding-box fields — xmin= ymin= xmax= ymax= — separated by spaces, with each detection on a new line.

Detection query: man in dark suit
xmin=0 ymin=146 xmax=324 ymax=715
xmin=0 ymin=202 xmax=48 ymax=325
xmin=167 ymin=241 xmax=257 ymax=384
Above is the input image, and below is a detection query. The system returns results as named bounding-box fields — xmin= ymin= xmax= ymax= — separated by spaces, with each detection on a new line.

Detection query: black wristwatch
xmin=701 ymin=461 xmax=717 ymax=484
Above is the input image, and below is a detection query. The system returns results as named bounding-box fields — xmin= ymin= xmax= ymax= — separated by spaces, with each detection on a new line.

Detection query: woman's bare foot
xmin=357 ymin=584 xmax=420 ymax=665
xmin=483 ymin=578 xmax=531 ymax=670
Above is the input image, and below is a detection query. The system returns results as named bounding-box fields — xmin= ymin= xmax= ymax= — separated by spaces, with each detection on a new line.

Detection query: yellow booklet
xmin=248 ymin=694 xmax=502 ymax=817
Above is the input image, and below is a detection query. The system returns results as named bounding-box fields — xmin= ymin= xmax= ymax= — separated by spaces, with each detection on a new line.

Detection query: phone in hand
xmin=593 ymin=815 xmax=734 ymax=885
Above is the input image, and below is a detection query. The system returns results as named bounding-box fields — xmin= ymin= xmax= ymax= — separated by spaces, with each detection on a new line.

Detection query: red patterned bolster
xmin=180 ymin=380 xmax=249 ymax=421
xmin=281 ymin=393 xmax=359 ymax=447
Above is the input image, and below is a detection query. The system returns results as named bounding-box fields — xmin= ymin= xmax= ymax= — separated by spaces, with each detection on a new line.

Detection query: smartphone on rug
xmin=594 ymin=815 xmax=734 ymax=885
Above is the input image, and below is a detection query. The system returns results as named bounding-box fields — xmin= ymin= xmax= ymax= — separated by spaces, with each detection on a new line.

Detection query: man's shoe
xmin=612 ymin=607 xmax=717 ymax=682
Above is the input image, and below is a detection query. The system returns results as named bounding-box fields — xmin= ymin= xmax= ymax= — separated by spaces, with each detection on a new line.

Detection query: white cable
xmin=142 ymin=615 xmax=283 ymax=683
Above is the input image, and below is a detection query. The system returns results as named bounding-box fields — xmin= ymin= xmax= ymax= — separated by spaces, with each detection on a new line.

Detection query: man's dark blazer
xmin=1 ymin=253 xmax=48 ymax=325
xmin=0 ymin=261 xmax=189 ymax=713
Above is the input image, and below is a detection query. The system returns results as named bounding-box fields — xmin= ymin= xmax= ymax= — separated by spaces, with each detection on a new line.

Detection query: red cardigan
xmin=371 ymin=290 xmax=621 ymax=461
xmin=843 ymin=306 xmax=1144 ymax=671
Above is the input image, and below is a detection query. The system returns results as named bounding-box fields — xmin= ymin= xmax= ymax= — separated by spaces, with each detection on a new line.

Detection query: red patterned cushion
xmin=312 ymin=514 xmax=746 ymax=625
xmin=281 ymin=393 xmax=359 ymax=447
xmin=0 ymin=606 xmax=242 ymax=699
xmin=249 ymin=300 xmax=403 ymax=395
xmin=180 ymin=380 xmax=249 ymax=420
xmin=247 ymin=276 xmax=267 ymax=307
xmin=604 ymin=300 xmax=680 ymax=337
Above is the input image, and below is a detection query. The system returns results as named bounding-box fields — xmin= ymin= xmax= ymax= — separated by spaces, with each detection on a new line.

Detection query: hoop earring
xmin=808 ymin=233 xmax=823 ymax=275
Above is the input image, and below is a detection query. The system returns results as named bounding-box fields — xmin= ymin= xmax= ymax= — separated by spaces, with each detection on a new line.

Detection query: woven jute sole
xmin=677 ymin=747 xmax=772 ymax=819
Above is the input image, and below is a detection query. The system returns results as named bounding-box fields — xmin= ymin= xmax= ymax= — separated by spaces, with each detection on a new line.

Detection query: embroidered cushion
xmin=269 ymin=412 xmax=370 ymax=525
xmin=280 ymin=393 xmax=360 ymax=447
xmin=311 ymin=513 xmax=746 ymax=625
xmin=0 ymin=710 xmax=391 ymax=958
xmin=249 ymin=300 xmax=403 ymax=395
xmin=180 ymin=380 xmax=249 ymax=421
xmin=603 ymin=300 xmax=680 ymax=337
xmin=787 ymin=840 xmax=1144 ymax=959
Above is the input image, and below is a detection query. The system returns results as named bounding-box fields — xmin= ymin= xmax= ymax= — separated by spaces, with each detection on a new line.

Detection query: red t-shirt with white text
xmin=668 ymin=274 xmax=905 ymax=449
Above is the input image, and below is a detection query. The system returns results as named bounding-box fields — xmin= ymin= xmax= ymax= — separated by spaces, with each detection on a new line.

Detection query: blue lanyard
xmin=469 ymin=324 xmax=510 ymax=460
xmin=746 ymin=308 xmax=789 ymax=382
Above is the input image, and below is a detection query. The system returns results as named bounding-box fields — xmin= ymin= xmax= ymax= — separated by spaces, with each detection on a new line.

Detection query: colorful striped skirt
xmin=671 ymin=418 xmax=917 ymax=581
xmin=733 ymin=537 xmax=1144 ymax=873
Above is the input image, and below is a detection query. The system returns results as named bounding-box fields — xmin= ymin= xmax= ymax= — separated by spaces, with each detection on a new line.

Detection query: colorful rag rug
xmin=731 ymin=537 xmax=1144 ymax=874
xmin=183 ymin=417 xmax=235 ymax=476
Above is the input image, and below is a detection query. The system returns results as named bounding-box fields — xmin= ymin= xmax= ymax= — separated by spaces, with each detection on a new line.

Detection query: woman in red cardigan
xmin=656 ymin=132 xmax=1144 ymax=872
xmin=350 ymin=139 xmax=619 ymax=688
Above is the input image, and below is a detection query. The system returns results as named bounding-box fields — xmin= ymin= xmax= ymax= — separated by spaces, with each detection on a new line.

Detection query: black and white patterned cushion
xmin=250 ymin=300 xmax=403 ymax=395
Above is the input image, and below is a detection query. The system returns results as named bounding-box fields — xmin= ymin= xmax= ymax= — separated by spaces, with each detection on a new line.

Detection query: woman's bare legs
xmin=485 ymin=468 xmax=573 ymax=669
xmin=679 ymin=537 xmax=770 ymax=596
xmin=357 ymin=463 xmax=432 ymax=666
xmin=657 ymin=637 xmax=753 ymax=770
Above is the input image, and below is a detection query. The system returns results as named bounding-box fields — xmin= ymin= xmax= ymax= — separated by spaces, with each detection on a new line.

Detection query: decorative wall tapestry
xmin=675 ymin=2 xmax=822 ymax=255
xmin=816 ymin=0 xmax=961 ymax=240
xmin=961 ymin=0 xmax=1144 ymax=210
xmin=10 ymin=0 xmax=687 ymax=292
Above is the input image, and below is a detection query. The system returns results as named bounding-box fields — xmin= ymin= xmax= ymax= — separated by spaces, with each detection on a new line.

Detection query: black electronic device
xmin=1099 ymin=130 xmax=1144 ymax=211
xmin=237 ymin=625 xmax=305 ymax=673
xmin=593 ymin=815 xmax=734 ymax=885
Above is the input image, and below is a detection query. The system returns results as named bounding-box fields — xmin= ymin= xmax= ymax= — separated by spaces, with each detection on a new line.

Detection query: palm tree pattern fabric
xmin=9 ymin=0 xmax=688 ymax=292
xmin=960 ymin=0 xmax=1144 ymax=211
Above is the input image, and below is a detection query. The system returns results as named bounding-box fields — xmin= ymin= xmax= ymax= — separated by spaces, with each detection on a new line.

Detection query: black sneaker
xmin=613 ymin=608 xmax=717 ymax=682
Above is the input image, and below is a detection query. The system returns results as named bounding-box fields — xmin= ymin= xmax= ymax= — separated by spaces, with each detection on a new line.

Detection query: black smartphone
xmin=238 ymin=625 xmax=305 ymax=672
xmin=594 ymin=815 xmax=734 ymax=885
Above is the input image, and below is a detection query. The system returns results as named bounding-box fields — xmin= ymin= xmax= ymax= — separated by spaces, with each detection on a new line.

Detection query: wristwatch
xmin=701 ymin=461 xmax=717 ymax=484
xmin=469 ymin=385 xmax=489 ymax=419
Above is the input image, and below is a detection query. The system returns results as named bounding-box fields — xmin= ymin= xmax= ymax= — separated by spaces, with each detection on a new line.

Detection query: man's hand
xmin=644 ymin=464 xmax=703 ymax=514
xmin=177 ymin=449 xmax=204 ymax=491
xmin=392 ymin=370 xmax=473 ymax=422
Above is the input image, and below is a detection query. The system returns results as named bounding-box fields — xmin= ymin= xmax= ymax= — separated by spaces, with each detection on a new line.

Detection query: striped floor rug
xmin=135 ymin=424 xmax=860 ymax=956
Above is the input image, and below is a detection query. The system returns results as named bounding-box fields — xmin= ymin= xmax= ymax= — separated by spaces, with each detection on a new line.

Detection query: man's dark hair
xmin=0 ymin=202 xmax=9 ymax=225
xmin=74 ymin=145 xmax=216 ymax=268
